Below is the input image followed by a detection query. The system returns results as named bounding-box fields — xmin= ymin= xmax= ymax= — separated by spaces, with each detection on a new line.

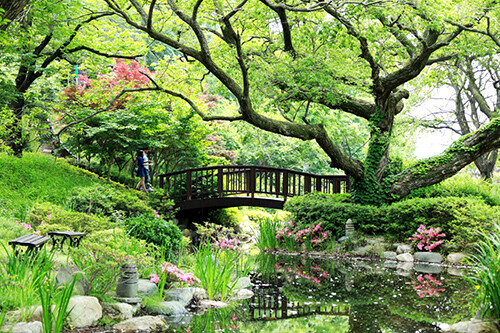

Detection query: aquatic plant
xmin=256 ymin=218 xmax=278 ymax=250
xmin=195 ymin=240 xmax=249 ymax=301
xmin=468 ymin=227 xmax=500 ymax=321
xmin=409 ymin=225 xmax=445 ymax=252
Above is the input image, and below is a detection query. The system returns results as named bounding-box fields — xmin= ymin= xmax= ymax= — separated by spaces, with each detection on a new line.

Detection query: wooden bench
xmin=9 ymin=234 xmax=51 ymax=256
xmin=48 ymin=231 xmax=86 ymax=249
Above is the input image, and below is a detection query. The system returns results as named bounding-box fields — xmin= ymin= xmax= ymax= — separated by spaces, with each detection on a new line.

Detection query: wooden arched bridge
xmin=159 ymin=165 xmax=350 ymax=211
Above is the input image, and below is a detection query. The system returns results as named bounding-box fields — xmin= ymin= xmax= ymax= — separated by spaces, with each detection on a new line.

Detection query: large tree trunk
xmin=7 ymin=96 xmax=28 ymax=156
xmin=474 ymin=150 xmax=498 ymax=180
xmin=0 ymin=0 xmax=30 ymax=30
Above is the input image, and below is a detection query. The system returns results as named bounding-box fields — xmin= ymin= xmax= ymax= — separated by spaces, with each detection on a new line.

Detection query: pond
xmin=167 ymin=253 xmax=474 ymax=333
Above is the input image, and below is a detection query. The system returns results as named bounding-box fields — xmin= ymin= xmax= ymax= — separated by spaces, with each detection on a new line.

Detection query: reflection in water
xmin=169 ymin=254 xmax=473 ymax=333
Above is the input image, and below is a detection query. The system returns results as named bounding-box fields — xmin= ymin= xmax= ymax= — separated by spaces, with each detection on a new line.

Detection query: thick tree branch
xmin=391 ymin=118 xmax=500 ymax=198
xmin=259 ymin=0 xmax=296 ymax=56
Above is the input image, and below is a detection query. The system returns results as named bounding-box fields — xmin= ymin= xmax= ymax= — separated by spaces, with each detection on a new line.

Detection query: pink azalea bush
xmin=409 ymin=225 xmax=445 ymax=252
xmin=214 ymin=238 xmax=241 ymax=251
xmin=275 ymin=221 xmax=328 ymax=249
xmin=150 ymin=262 xmax=200 ymax=298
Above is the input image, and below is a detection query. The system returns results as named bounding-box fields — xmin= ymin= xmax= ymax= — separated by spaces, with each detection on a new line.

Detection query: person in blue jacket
xmin=135 ymin=150 xmax=147 ymax=191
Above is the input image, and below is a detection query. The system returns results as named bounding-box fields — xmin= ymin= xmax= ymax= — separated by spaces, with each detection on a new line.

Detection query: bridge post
xmin=304 ymin=175 xmax=311 ymax=194
xmin=249 ymin=166 xmax=256 ymax=198
xmin=217 ymin=166 xmax=223 ymax=198
xmin=186 ymin=170 xmax=192 ymax=200
xmin=316 ymin=176 xmax=322 ymax=192
xmin=283 ymin=171 xmax=288 ymax=201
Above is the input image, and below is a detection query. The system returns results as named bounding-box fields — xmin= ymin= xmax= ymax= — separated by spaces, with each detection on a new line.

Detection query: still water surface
xmin=168 ymin=253 xmax=473 ymax=333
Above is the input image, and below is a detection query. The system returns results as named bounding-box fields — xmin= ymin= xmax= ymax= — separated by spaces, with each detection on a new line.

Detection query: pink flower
xmin=46 ymin=214 xmax=52 ymax=218
xmin=150 ymin=273 xmax=160 ymax=284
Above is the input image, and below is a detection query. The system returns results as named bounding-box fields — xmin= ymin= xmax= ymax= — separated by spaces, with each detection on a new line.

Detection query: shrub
xmin=28 ymin=202 xmax=113 ymax=234
xmin=70 ymin=228 xmax=156 ymax=296
xmin=67 ymin=184 xmax=154 ymax=222
xmin=285 ymin=193 xmax=500 ymax=251
xmin=0 ymin=217 xmax=31 ymax=241
xmin=208 ymin=208 xmax=243 ymax=230
xmin=124 ymin=214 xmax=182 ymax=262
xmin=146 ymin=187 xmax=177 ymax=221
xmin=407 ymin=174 xmax=500 ymax=206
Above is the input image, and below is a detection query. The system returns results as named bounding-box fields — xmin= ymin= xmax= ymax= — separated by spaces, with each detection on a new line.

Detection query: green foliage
xmin=285 ymin=193 xmax=500 ymax=251
xmin=194 ymin=241 xmax=249 ymax=301
xmin=208 ymin=208 xmax=243 ymax=230
xmin=468 ymin=227 xmax=500 ymax=321
xmin=0 ymin=153 xmax=100 ymax=218
xmin=285 ymin=192 xmax=375 ymax=240
xmin=0 ymin=217 xmax=30 ymax=241
xmin=124 ymin=214 xmax=182 ymax=262
xmin=256 ymin=218 xmax=279 ymax=250
xmin=407 ymin=174 xmax=500 ymax=206
xmin=145 ymin=187 xmax=177 ymax=221
xmin=38 ymin=275 xmax=79 ymax=333
xmin=67 ymin=184 xmax=154 ymax=222
xmin=28 ymin=202 xmax=113 ymax=234
xmin=0 ymin=245 xmax=54 ymax=319
xmin=70 ymin=228 xmax=156 ymax=296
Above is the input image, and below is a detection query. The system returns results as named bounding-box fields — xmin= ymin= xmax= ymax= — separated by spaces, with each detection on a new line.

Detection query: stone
xmin=447 ymin=252 xmax=468 ymax=264
xmin=345 ymin=218 xmax=354 ymax=236
xmin=102 ymin=302 xmax=134 ymax=321
xmin=55 ymin=263 xmax=89 ymax=295
xmin=165 ymin=288 xmax=195 ymax=307
xmin=354 ymin=245 xmax=372 ymax=255
xmin=396 ymin=253 xmax=414 ymax=262
xmin=383 ymin=251 xmax=397 ymax=259
xmin=232 ymin=289 xmax=254 ymax=301
xmin=396 ymin=262 xmax=414 ymax=276
xmin=442 ymin=319 xmax=497 ymax=332
xmin=137 ymin=279 xmax=158 ymax=297
xmin=111 ymin=296 xmax=142 ymax=304
xmin=448 ymin=267 xmax=464 ymax=277
xmin=396 ymin=244 xmax=412 ymax=254
xmin=383 ymin=260 xmax=397 ymax=269
xmin=10 ymin=321 xmax=43 ymax=333
xmin=337 ymin=236 xmax=350 ymax=243
xmin=414 ymin=263 xmax=443 ymax=274
xmin=113 ymin=315 xmax=168 ymax=332
xmin=67 ymin=296 xmax=102 ymax=328
xmin=198 ymin=299 xmax=229 ymax=309
xmin=192 ymin=287 xmax=208 ymax=300
xmin=235 ymin=277 xmax=252 ymax=290
xmin=165 ymin=314 xmax=194 ymax=327
xmin=145 ymin=301 xmax=188 ymax=316
xmin=414 ymin=251 xmax=443 ymax=263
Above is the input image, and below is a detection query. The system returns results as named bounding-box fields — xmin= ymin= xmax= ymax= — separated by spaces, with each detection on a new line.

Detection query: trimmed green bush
xmin=28 ymin=202 xmax=113 ymax=234
xmin=124 ymin=214 xmax=182 ymax=262
xmin=67 ymin=184 xmax=154 ymax=222
xmin=285 ymin=193 xmax=500 ymax=251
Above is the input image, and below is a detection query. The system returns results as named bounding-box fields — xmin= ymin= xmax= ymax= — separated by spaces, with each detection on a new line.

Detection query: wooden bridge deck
xmin=159 ymin=165 xmax=350 ymax=211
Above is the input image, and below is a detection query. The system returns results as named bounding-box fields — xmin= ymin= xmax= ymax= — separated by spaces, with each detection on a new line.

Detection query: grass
xmin=0 ymin=153 xmax=101 ymax=219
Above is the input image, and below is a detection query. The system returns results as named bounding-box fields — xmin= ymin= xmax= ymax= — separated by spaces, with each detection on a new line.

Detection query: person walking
xmin=143 ymin=148 xmax=154 ymax=192
xmin=135 ymin=150 xmax=147 ymax=191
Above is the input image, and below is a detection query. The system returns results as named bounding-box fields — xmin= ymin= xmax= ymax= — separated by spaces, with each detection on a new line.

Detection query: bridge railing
xmin=158 ymin=165 xmax=350 ymax=202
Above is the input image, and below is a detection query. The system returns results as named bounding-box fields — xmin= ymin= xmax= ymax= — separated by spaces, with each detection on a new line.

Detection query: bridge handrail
xmin=158 ymin=165 xmax=350 ymax=206
xmin=159 ymin=164 xmax=348 ymax=179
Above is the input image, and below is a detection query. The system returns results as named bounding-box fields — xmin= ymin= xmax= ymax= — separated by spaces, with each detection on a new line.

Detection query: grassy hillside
xmin=0 ymin=153 xmax=105 ymax=219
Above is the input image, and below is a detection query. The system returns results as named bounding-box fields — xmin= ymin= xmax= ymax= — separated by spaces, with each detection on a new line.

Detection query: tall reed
xmin=195 ymin=241 xmax=249 ymax=301
xmin=468 ymin=228 xmax=500 ymax=321
xmin=0 ymin=244 xmax=54 ymax=320
xmin=256 ymin=218 xmax=278 ymax=250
